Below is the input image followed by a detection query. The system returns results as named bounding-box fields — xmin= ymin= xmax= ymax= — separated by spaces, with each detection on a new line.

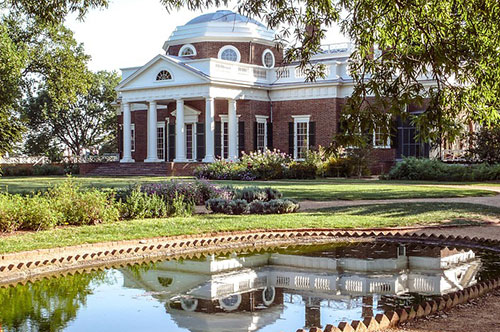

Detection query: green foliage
xmin=384 ymin=157 xmax=500 ymax=181
xmin=467 ymin=126 xmax=500 ymax=164
xmin=23 ymin=70 xmax=121 ymax=156
xmin=121 ymin=187 xmax=168 ymax=219
xmin=0 ymin=270 xmax=106 ymax=331
xmin=205 ymin=198 xmax=248 ymax=215
xmin=47 ymin=179 xmax=120 ymax=226
xmin=287 ymin=161 xmax=317 ymax=179
xmin=241 ymin=149 xmax=291 ymax=180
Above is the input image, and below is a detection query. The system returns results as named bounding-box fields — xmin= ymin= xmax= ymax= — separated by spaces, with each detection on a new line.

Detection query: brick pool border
xmin=1 ymin=228 xmax=499 ymax=332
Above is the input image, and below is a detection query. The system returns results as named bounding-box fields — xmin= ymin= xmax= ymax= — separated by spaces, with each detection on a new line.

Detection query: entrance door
xmin=185 ymin=123 xmax=196 ymax=160
xmin=396 ymin=118 xmax=430 ymax=159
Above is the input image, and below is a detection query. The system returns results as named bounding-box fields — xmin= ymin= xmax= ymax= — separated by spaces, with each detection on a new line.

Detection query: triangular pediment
xmin=116 ymin=54 xmax=209 ymax=91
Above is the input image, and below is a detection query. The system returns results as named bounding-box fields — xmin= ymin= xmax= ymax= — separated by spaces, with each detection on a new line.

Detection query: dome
xmin=186 ymin=10 xmax=266 ymax=28
xmin=163 ymin=10 xmax=275 ymax=51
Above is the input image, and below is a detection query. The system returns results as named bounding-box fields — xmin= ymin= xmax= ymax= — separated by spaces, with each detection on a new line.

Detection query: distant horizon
xmin=65 ymin=0 xmax=348 ymax=73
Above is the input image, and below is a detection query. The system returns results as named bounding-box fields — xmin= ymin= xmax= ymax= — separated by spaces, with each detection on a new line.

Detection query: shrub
xmin=235 ymin=186 xmax=268 ymax=202
xmin=241 ymin=149 xmax=290 ymax=180
xmin=227 ymin=199 xmax=248 ymax=215
xmin=1 ymin=165 xmax=34 ymax=176
xmin=268 ymin=199 xmax=300 ymax=214
xmin=384 ymin=157 xmax=500 ymax=181
xmin=32 ymin=164 xmax=65 ymax=176
xmin=287 ymin=161 xmax=317 ymax=179
xmin=264 ymin=187 xmax=282 ymax=200
xmin=206 ymin=198 xmax=230 ymax=214
xmin=122 ymin=188 xmax=168 ymax=219
xmin=169 ymin=192 xmax=194 ymax=217
xmin=248 ymin=200 xmax=267 ymax=214
xmin=0 ymin=193 xmax=23 ymax=232
xmin=48 ymin=179 xmax=120 ymax=225
xmin=18 ymin=194 xmax=62 ymax=231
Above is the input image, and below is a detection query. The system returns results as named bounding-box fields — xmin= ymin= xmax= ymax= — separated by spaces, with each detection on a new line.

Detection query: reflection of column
xmin=362 ymin=296 xmax=373 ymax=318
xmin=203 ymin=97 xmax=215 ymax=162
xmin=120 ymin=102 xmax=134 ymax=163
xmin=228 ymin=99 xmax=238 ymax=161
xmin=304 ymin=297 xmax=322 ymax=329
xmin=174 ymin=99 xmax=186 ymax=162
xmin=145 ymin=100 xmax=159 ymax=162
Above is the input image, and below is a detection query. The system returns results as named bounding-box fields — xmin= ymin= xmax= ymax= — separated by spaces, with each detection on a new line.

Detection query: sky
xmin=65 ymin=0 xmax=348 ymax=73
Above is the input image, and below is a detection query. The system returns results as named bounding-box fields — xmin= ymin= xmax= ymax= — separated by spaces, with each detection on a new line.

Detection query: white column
xmin=202 ymin=97 xmax=215 ymax=162
xmin=120 ymin=102 xmax=134 ymax=163
xmin=228 ymin=99 xmax=238 ymax=161
xmin=145 ymin=100 xmax=159 ymax=162
xmin=174 ymin=99 xmax=187 ymax=162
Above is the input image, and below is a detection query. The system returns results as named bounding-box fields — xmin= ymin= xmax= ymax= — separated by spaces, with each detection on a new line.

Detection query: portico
xmin=119 ymin=96 xmax=240 ymax=163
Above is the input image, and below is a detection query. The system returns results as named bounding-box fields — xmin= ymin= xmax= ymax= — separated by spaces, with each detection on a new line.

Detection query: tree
xmin=0 ymin=22 xmax=25 ymax=156
xmin=2 ymin=0 xmax=500 ymax=151
xmin=23 ymin=70 xmax=121 ymax=157
xmin=161 ymin=0 xmax=500 ymax=145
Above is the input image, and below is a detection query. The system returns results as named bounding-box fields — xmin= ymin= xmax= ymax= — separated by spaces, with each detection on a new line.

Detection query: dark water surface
xmin=1 ymin=240 xmax=498 ymax=332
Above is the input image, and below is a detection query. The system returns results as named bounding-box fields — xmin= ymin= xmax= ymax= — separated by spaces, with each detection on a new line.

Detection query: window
xmin=178 ymin=44 xmax=196 ymax=57
xmin=373 ymin=126 xmax=391 ymax=148
xmin=157 ymin=122 xmax=165 ymax=160
xmin=220 ymin=115 xmax=240 ymax=159
xmin=293 ymin=115 xmax=310 ymax=160
xmin=262 ymin=49 xmax=275 ymax=68
xmin=156 ymin=70 xmax=172 ymax=81
xmin=255 ymin=115 xmax=268 ymax=151
xmin=130 ymin=124 xmax=135 ymax=152
xmin=218 ymin=45 xmax=241 ymax=62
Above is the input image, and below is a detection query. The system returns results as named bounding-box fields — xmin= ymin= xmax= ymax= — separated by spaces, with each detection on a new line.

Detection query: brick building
xmin=113 ymin=10 xmax=436 ymax=174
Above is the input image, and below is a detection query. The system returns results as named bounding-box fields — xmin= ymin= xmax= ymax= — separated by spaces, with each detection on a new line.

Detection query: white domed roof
xmin=163 ymin=10 xmax=275 ymax=50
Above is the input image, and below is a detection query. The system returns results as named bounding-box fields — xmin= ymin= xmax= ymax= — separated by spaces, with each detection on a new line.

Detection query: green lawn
xmin=0 ymin=176 xmax=495 ymax=200
xmin=0 ymin=202 xmax=498 ymax=254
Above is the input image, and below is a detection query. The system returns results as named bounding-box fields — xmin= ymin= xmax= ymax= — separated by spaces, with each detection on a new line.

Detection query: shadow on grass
xmin=311 ymin=202 xmax=500 ymax=218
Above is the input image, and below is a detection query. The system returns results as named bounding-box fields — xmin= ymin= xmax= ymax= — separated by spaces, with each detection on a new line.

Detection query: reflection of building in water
xmin=121 ymin=242 xmax=480 ymax=331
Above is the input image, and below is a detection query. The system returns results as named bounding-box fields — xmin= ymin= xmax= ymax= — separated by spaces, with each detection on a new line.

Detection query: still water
xmin=1 ymin=241 xmax=498 ymax=332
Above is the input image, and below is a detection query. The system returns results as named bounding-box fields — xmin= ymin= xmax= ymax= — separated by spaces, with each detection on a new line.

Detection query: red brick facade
xmin=120 ymin=97 xmax=396 ymax=174
xmin=167 ymin=41 xmax=283 ymax=66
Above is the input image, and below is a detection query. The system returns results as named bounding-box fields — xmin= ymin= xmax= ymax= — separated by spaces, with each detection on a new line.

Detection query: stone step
xmin=83 ymin=162 xmax=202 ymax=177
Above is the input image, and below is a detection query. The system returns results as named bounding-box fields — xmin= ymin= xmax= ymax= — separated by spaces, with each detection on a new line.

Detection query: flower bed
xmin=205 ymin=186 xmax=300 ymax=215
xmin=194 ymin=148 xmax=371 ymax=180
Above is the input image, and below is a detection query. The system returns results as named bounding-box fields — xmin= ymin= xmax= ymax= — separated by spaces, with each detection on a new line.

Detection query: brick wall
xmin=118 ymin=97 xmax=396 ymax=174
xmin=167 ymin=41 xmax=283 ymax=66
xmin=271 ymin=98 xmax=342 ymax=152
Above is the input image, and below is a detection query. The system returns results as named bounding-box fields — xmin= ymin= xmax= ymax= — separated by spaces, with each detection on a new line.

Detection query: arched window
xmin=156 ymin=70 xmax=172 ymax=81
xmin=218 ymin=45 xmax=241 ymax=62
xmin=262 ymin=49 xmax=275 ymax=68
xmin=179 ymin=44 xmax=197 ymax=57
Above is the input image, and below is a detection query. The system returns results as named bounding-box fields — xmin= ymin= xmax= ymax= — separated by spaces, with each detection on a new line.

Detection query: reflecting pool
xmin=1 ymin=241 xmax=498 ymax=332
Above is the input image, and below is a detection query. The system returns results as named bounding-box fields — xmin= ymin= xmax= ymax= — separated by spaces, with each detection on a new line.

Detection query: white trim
xmin=262 ymin=49 xmax=275 ymax=68
xmin=373 ymin=127 xmax=391 ymax=149
xmin=293 ymin=115 xmax=311 ymax=160
xmin=219 ymin=114 xmax=241 ymax=159
xmin=185 ymin=122 xmax=197 ymax=161
xmin=170 ymin=106 xmax=200 ymax=123
xmin=218 ymin=45 xmax=241 ymax=62
xmin=178 ymin=44 xmax=197 ymax=57
xmin=156 ymin=121 xmax=166 ymax=161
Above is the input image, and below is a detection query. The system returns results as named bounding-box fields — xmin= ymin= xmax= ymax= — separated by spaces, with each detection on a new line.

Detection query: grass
xmin=0 ymin=202 xmax=498 ymax=254
xmin=0 ymin=176 xmax=496 ymax=200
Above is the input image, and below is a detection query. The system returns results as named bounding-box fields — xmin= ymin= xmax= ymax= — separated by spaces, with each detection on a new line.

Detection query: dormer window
xmin=156 ymin=70 xmax=172 ymax=81
xmin=262 ymin=49 xmax=275 ymax=68
xmin=218 ymin=45 xmax=241 ymax=62
xmin=179 ymin=44 xmax=197 ymax=57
